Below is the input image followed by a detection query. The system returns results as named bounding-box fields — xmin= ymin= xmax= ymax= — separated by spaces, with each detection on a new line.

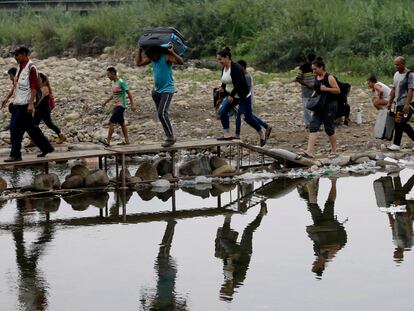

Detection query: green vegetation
xmin=1 ymin=0 xmax=414 ymax=78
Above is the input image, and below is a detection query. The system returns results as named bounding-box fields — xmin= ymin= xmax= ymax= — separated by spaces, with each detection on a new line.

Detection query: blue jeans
xmin=235 ymin=111 xmax=268 ymax=136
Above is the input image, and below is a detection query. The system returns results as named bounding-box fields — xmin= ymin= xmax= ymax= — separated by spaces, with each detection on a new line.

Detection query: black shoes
xmin=4 ymin=156 xmax=22 ymax=162
xmin=37 ymin=147 xmax=54 ymax=158
xmin=162 ymin=139 xmax=176 ymax=148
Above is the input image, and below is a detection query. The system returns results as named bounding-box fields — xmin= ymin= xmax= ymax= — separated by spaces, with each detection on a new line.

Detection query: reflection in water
xmin=140 ymin=221 xmax=188 ymax=310
xmin=374 ymin=173 xmax=414 ymax=263
xmin=215 ymin=202 xmax=267 ymax=301
xmin=12 ymin=198 xmax=54 ymax=311
xmin=63 ymin=192 xmax=110 ymax=211
xmin=298 ymin=178 xmax=347 ymax=278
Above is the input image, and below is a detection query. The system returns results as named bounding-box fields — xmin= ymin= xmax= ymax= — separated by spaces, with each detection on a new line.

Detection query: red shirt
xmin=16 ymin=57 xmax=40 ymax=90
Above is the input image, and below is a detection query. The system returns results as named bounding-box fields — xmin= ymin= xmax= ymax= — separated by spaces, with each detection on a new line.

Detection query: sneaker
xmin=37 ymin=147 xmax=54 ymax=158
xmin=4 ymin=156 xmax=22 ymax=162
xmin=162 ymin=139 xmax=176 ymax=148
xmin=387 ymin=144 xmax=401 ymax=151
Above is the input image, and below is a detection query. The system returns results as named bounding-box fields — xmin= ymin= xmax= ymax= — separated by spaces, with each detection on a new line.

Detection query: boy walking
xmin=100 ymin=67 xmax=136 ymax=146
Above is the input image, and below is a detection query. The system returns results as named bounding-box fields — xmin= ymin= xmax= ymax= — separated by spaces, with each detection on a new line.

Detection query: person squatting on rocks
xmin=367 ymin=75 xmax=391 ymax=110
xmin=33 ymin=73 xmax=66 ymax=144
xmin=216 ymin=47 xmax=267 ymax=146
xmin=100 ymin=67 xmax=136 ymax=146
xmin=301 ymin=57 xmax=340 ymax=159
xmin=1 ymin=67 xmax=17 ymax=145
xmin=4 ymin=46 xmax=54 ymax=162
xmin=233 ymin=60 xmax=272 ymax=141
xmin=386 ymin=56 xmax=414 ymax=151
xmin=295 ymin=53 xmax=316 ymax=129
xmin=135 ymin=45 xmax=183 ymax=148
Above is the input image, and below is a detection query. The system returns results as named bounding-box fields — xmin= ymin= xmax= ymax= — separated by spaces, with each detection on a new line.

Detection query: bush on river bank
xmin=1 ymin=0 xmax=414 ymax=75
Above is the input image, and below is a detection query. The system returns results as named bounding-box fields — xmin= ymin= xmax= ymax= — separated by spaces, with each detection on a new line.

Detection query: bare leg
xmin=306 ymin=132 xmax=318 ymax=155
xmin=120 ymin=123 xmax=129 ymax=144
xmin=107 ymin=123 xmax=114 ymax=144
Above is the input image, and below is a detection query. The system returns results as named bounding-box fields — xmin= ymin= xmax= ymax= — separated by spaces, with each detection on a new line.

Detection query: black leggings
xmin=33 ymin=103 xmax=61 ymax=135
xmin=393 ymin=104 xmax=414 ymax=146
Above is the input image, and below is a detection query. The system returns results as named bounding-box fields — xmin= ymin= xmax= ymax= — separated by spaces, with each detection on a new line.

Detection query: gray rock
xmin=71 ymin=164 xmax=90 ymax=178
xmin=212 ymin=165 xmax=236 ymax=176
xmin=354 ymin=157 xmax=371 ymax=164
xmin=0 ymin=177 xmax=7 ymax=194
xmin=32 ymin=197 xmax=61 ymax=212
xmin=179 ymin=156 xmax=212 ymax=176
xmin=210 ymin=156 xmax=228 ymax=170
xmin=84 ymin=170 xmax=110 ymax=188
xmin=62 ymin=175 xmax=84 ymax=189
xmin=32 ymin=173 xmax=61 ymax=191
xmin=155 ymin=158 xmax=173 ymax=176
xmin=135 ymin=161 xmax=158 ymax=181
xmin=329 ymin=155 xmax=351 ymax=166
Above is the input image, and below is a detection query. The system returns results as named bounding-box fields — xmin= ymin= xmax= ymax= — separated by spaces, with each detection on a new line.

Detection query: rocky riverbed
xmin=0 ymin=52 xmax=403 ymax=156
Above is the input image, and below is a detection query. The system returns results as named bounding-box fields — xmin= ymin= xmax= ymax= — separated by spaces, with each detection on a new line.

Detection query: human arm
xmin=166 ymin=46 xmax=184 ymax=65
xmin=373 ymin=83 xmax=384 ymax=99
xmin=1 ymin=87 xmax=14 ymax=108
xmin=135 ymin=47 xmax=151 ymax=66
xmin=101 ymin=93 xmax=114 ymax=107
xmin=387 ymin=87 xmax=395 ymax=110
xmin=321 ymin=75 xmax=340 ymax=94
xmin=403 ymin=73 xmax=414 ymax=114
xmin=127 ymin=90 xmax=136 ymax=112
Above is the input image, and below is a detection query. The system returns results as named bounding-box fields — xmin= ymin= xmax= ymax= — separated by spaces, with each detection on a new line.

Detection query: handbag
xmin=305 ymin=93 xmax=326 ymax=112
xmin=382 ymin=110 xmax=395 ymax=141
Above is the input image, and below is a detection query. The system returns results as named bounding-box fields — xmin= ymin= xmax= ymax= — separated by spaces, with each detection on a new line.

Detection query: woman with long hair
xmin=33 ymin=73 xmax=65 ymax=144
xmin=216 ymin=47 xmax=267 ymax=146
xmin=301 ymin=58 xmax=340 ymax=158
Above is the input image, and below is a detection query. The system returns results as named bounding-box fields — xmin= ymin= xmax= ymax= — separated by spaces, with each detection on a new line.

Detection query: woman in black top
xmin=216 ymin=47 xmax=266 ymax=146
xmin=33 ymin=73 xmax=66 ymax=144
xmin=302 ymin=58 xmax=340 ymax=158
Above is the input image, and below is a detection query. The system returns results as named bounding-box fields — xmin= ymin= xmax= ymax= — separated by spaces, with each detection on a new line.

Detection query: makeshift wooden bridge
xmin=0 ymin=139 xmax=315 ymax=188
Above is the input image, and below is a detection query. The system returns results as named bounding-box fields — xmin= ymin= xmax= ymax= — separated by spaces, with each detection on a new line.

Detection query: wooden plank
xmin=108 ymin=139 xmax=239 ymax=155
xmin=0 ymin=149 xmax=117 ymax=168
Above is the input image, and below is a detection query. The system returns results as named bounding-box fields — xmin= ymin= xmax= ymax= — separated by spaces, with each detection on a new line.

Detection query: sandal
xmin=328 ymin=153 xmax=339 ymax=159
xmin=98 ymin=138 xmax=110 ymax=147
xmin=117 ymin=141 xmax=130 ymax=145
xmin=299 ymin=151 xmax=315 ymax=159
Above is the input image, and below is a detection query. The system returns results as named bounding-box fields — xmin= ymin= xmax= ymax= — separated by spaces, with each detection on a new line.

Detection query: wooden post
xmin=115 ymin=155 xmax=119 ymax=188
xmin=236 ymin=145 xmax=241 ymax=173
xmin=43 ymin=162 xmax=49 ymax=174
xmin=172 ymin=189 xmax=176 ymax=212
xmin=98 ymin=157 xmax=103 ymax=170
xmin=217 ymin=146 xmax=221 ymax=157
xmin=171 ymin=151 xmax=176 ymax=178
xmin=121 ymin=153 xmax=127 ymax=190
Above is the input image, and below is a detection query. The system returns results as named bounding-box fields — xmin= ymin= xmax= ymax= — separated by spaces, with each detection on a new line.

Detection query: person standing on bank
xmin=295 ymin=53 xmax=316 ymax=128
xmin=136 ymin=45 xmax=183 ymax=147
xmin=301 ymin=57 xmax=340 ymax=159
xmin=216 ymin=48 xmax=267 ymax=146
xmin=33 ymin=73 xmax=66 ymax=144
xmin=386 ymin=56 xmax=414 ymax=151
xmin=4 ymin=46 xmax=54 ymax=162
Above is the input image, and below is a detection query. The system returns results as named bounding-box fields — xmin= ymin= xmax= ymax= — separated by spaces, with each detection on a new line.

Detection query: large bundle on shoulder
xmin=138 ymin=27 xmax=188 ymax=57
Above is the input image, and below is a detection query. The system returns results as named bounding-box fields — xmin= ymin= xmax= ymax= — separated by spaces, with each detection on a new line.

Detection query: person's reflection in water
xmin=298 ymin=178 xmax=347 ymax=279
xmin=374 ymin=173 xmax=414 ymax=263
xmin=140 ymin=220 xmax=188 ymax=310
xmin=215 ymin=202 xmax=267 ymax=301
xmin=12 ymin=198 xmax=55 ymax=311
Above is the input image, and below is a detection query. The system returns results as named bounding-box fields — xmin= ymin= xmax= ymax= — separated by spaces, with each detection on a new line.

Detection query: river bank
xmin=0 ymin=53 xmax=407 ymax=157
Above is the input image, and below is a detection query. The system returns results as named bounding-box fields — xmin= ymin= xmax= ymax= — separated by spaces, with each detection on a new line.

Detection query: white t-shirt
xmin=374 ymin=82 xmax=391 ymax=101
xmin=221 ymin=67 xmax=236 ymax=97
xmin=393 ymin=71 xmax=414 ymax=106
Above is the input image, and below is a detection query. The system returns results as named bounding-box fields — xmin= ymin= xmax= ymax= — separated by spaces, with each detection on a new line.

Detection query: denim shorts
xmin=309 ymin=101 xmax=337 ymax=136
